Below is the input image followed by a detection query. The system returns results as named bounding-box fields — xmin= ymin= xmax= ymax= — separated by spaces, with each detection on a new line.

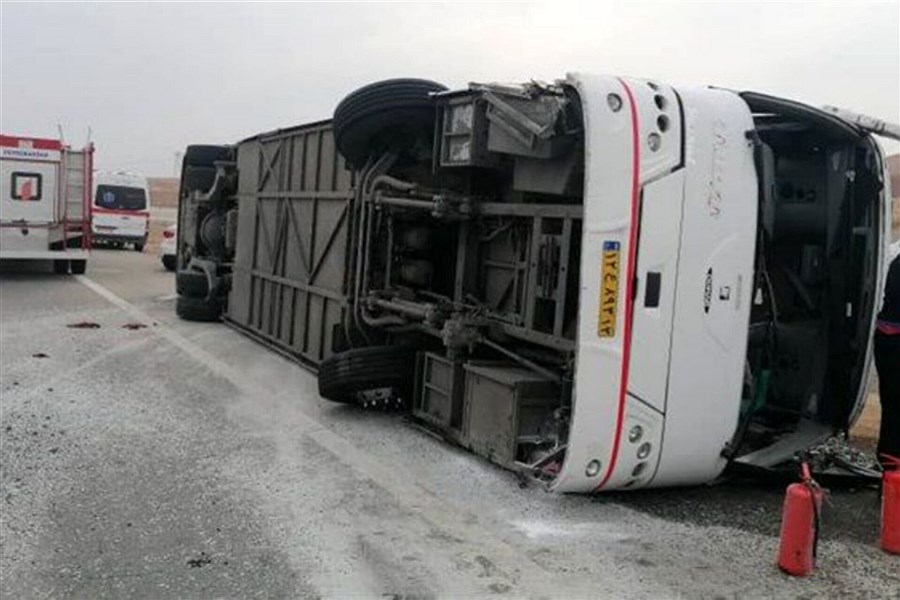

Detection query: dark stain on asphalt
xmin=31 ymin=352 xmax=49 ymax=358
xmin=187 ymin=552 xmax=214 ymax=568
xmin=122 ymin=323 xmax=147 ymax=330
xmin=66 ymin=321 xmax=101 ymax=329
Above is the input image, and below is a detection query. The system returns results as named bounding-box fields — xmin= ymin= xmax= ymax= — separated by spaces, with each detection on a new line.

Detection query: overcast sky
xmin=2 ymin=1 xmax=898 ymax=176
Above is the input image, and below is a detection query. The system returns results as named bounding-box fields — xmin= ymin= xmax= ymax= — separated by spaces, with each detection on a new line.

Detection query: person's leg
xmin=875 ymin=332 xmax=900 ymax=465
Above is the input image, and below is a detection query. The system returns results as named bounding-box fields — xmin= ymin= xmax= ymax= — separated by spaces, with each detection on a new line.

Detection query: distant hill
xmin=148 ymin=177 xmax=178 ymax=209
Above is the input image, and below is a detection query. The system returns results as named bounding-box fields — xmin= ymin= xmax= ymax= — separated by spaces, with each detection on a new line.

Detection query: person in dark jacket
xmin=875 ymin=249 xmax=900 ymax=467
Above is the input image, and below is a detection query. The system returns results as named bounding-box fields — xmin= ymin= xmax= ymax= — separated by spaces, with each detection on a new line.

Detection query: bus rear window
xmin=95 ymin=185 xmax=146 ymax=211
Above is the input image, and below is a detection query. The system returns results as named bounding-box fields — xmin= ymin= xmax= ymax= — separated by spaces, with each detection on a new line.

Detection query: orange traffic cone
xmin=881 ymin=454 xmax=900 ymax=555
xmin=777 ymin=462 xmax=824 ymax=576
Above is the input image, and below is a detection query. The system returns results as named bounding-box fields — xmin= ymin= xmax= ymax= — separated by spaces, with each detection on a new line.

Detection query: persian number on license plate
xmin=598 ymin=241 xmax=620 ymax=338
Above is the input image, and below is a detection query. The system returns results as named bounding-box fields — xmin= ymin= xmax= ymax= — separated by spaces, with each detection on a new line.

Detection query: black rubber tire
xmin=179 ymin=145 xmax=230 ymax=197
xmin=70 ymin=260 xmax=87 ymax=275
xmin=317 ymin=345 xmax=416 ymax=403
xmin=53 ymin=259 xmax=69 ymax=274
xmin=176 ymin=270 xmax=209 ymax=298
xmin=175 ymin=294 xmax=222 ymax=322
xmin=181 ymin=165 xmax=217 ymax=197
xmin=134 ymin=243 xmax=144 ymax=253
xmin=162 ymin=255 xmax=177 ymax=271
xmin=332 ymin=78 xmax=447 ymax=168
xmin=184 ymin=145 xmax=232 ymax=168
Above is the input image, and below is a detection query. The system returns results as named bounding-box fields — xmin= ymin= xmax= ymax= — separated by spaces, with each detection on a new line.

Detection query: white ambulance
xmin=92 ymin=171 xmax=151 ymax=251
xmin=0 ymin=134 xmax=93 ymax=274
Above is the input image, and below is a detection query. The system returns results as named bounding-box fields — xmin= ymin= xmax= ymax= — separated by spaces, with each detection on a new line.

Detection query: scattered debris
xmin=67 ymin=321 xmax=100 ymax=329
xmin=31 ymin=352 xmax=49 ymax=359
xmin=186 ymin=551 xmax=213 ymax=568
xmin=122 ymin=323 xmax=147 ymax=330
xmin=805 ymin=434 xmax=881 ymax=477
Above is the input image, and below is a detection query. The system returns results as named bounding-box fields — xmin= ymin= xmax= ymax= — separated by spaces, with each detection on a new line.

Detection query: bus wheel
xmin=333 ymin=78 xmax=447 ymax=168
xmin=134 ymin=243 xmax=144 ymax=252
xmin=317 ymin=346 xmax=415 ymax=405
xmin=175 ymin=294 xmax=222 ymax=322
xmin=70 ymin=260 xmax=87 ymax=275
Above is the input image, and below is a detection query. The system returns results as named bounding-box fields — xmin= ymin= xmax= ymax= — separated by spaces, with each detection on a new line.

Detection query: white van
xmin=92 ymin=170 xmax=150 ymax=251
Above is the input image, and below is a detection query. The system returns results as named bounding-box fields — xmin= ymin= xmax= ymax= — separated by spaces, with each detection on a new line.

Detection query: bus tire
xmin=175 ymin=294 xmax=222 ymax=322
xmin=176 ymin=270 xmax=209 ymax=298
xmin=333 ymin=78 xmax=447 ymax=168
xmin=162 ymin=255 xmax=176 ymax=271
xmin=53 ymin=260 xmax=69 ymax=275
xmin=180 ymin=145 xmax=232 ymax=196
xmin=70 ymin=260 xmax=87 ymax=275
xmin=317 ymin=345 xmax=416 ymax=404
xmin=134 ymin=243 xmax=144 ymax=252
xmin=184 ymin=145 xmax=232 ymax=169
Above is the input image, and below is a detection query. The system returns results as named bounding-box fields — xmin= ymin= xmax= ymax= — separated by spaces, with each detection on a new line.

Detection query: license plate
xmin=598 ymin=241 xmax=620 ymax=338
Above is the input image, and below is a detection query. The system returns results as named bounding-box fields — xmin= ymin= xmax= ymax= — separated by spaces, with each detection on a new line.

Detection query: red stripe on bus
xmin=595 ymin=78 xmax=641 ymax=491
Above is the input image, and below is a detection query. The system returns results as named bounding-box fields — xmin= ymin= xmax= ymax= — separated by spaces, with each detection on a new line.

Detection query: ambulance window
xmin=95 ymin=185 xmax=147 ymax=210
xmin=11 ymin=172 xmax=42 ymax=201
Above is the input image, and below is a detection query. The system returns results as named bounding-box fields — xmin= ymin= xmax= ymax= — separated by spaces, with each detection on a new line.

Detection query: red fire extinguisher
xmin=881 ymin=454 xmax=900 ymax=555
xmin=777 ymin=462 xmax=824 ymax=576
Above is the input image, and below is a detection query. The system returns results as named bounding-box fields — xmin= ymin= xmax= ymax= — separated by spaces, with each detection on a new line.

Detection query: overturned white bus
xmin=172 ymin=74 xmax=896 ymax=491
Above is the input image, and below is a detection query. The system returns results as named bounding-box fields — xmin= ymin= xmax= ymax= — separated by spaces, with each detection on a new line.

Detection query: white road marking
xmin=74 ymin=274 xmax=609 ymax=597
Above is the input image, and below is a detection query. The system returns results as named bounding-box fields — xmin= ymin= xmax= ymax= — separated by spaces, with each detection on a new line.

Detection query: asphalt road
xmin=1 ymin=249 xmax=898 ymax=599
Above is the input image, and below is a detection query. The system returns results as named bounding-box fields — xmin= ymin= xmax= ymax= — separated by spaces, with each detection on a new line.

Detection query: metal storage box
xmin=462 ymin=363 xmax=557 ymax=468
xmin=414 ymin=352 xmax=465 ymax=430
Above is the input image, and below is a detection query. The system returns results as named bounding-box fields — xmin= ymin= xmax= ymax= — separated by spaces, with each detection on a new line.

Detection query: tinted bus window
xmin=95 ymin=185 xmax=147 ymax=210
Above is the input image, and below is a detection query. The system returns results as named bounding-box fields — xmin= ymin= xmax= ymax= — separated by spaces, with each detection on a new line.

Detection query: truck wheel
xmin=70 ymin=260 xmax=87 ymax=275
xmin=53 ymin=260 xmax=69 ymax=274
xmin=176 ymin=270 xmax=209 ymax=298
xmin=333 ymin=78 xmax=447 ymax=168
xmin=175 ymin=294 xmax=222 ymax=322
xmin=317 ymin=346 xmax=416 ymax=404
xmin=134 ymin=243 xmax=144 ymax=252
xmin=162 ymin=255 xmax=177 ymax=271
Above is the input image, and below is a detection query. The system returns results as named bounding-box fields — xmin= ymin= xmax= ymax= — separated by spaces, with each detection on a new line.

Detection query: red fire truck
xmin=0 ymin=134 xmax=94 ymax=273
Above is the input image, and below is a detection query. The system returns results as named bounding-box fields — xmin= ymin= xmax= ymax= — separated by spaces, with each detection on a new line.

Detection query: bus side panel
xmin=226 ymin=122 xmax=355 ymax=368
